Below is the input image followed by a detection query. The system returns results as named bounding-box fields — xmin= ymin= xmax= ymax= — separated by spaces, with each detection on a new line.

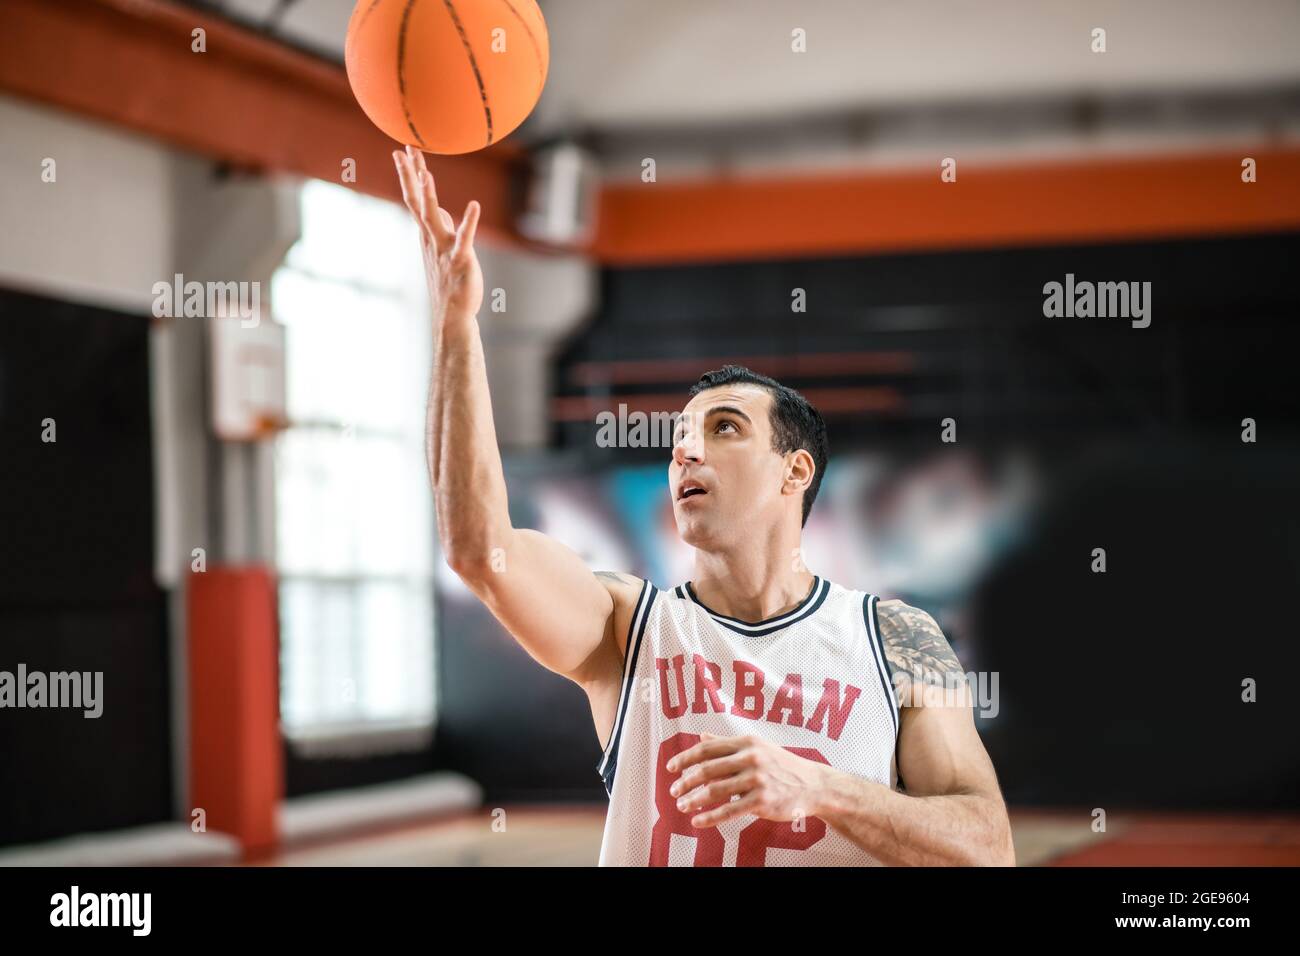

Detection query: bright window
xmin=272 ymin=179 xmax=435 ymax=754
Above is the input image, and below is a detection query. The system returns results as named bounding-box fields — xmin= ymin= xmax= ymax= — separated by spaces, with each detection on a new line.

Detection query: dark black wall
xmin=556 ymin=233 xmax=1300 ymax=450
xmin=972 ymin=440 xmax=1300 ymax=810
xmin=0 ymin=287 xmax=172 ymax=846
xmin=434 ymin=595 xmax=604 ymax=804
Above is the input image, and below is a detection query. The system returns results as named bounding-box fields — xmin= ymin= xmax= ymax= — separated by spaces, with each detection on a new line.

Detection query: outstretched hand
xmin=393 ymin=144 xmax=484 ymax=320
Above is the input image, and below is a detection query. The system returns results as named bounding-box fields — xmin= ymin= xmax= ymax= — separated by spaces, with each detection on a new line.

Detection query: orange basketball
xmin=344 ymin=0 xmax=549 ymax=155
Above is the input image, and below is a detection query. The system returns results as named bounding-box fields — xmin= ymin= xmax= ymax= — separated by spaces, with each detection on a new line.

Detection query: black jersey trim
xmin=596 ymin=579 xmax=657 ymax=795
xmin=863 ymin=593 xmax=904 ymax=789
xmin=682 ymin=576 xmax=828 ymax=637
xmin=863 ymin=593 xmax=899 ymax=739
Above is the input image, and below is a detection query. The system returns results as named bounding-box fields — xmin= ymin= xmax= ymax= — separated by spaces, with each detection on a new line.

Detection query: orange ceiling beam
xmin=4 ymin=2 xmax=1299 ymax=266
xmin=592 ymin=148 xmax=1300 ymax=265
xmin=0 ymin=0 xmax=519 ymax=241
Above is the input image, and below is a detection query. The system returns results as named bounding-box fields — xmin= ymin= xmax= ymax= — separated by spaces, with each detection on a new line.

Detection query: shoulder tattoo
xmin=876 ymin=600 xmax=967 ymax=706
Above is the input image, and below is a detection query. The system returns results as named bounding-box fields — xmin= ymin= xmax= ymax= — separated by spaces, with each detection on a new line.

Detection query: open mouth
xmin=677 ymin=482 xmax=708 ymax=501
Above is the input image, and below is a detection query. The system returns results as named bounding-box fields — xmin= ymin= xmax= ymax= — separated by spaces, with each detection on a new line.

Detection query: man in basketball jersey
xmin=396 ymin=147 xmax=1016 ymax=867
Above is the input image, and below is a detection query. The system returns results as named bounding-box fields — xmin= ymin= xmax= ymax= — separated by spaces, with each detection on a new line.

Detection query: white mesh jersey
xmin=596 ymin=575 xmax=900 ymax=867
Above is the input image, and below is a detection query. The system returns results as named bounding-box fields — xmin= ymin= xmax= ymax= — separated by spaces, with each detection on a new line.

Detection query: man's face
xmin=668 ymin=384 xmax=790 ymax=549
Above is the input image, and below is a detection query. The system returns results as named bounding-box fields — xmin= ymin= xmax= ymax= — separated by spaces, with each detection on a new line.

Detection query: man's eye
xmin=716 ymin=420 xmax=736 ymax=433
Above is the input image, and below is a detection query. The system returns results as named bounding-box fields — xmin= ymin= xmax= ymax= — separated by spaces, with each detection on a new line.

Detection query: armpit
xmin=594 ymin=570 xmax=639 ymax=588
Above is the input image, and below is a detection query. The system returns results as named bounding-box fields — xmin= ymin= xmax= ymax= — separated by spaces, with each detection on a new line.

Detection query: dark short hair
xmin=689 ymin=365 xmax=829 ymax=527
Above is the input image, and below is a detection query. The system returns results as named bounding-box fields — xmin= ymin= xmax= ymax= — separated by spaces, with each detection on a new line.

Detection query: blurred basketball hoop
xmin=210 ymin=315 xmax=288 ymax=441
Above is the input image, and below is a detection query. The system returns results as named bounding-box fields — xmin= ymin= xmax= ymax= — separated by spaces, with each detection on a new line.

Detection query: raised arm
xmin=393 ymin=147 xmax=638 ymax=686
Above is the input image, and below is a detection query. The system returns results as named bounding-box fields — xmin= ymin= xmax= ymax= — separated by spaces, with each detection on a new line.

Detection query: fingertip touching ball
xmin=345 ymin=0 xmax=549 ymax=154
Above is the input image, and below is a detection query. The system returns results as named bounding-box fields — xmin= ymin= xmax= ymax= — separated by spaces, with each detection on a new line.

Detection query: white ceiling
xmin=216 ymin=0 xmax=1300 ymax=137
xmin=533 ymin=0 xmax=1300 ymax=132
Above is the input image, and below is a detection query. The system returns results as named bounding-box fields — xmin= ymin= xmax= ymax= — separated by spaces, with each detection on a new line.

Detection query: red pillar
xmin=187 ymin=565 xmax=282 ymax=859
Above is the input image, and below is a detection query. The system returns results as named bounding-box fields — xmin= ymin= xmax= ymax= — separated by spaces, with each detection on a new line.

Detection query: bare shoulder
xmin=875 ymin=599 xmax=967 ymax=708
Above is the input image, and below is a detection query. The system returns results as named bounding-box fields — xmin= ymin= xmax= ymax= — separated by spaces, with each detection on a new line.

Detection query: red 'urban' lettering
xmin=655 ymin=656 xmax=861 ymax=742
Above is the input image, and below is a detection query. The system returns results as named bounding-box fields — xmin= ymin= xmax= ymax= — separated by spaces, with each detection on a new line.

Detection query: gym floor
xmin=257 ymin=807 xmax=1300 ymax=867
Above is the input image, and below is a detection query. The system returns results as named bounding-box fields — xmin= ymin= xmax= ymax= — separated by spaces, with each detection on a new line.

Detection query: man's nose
xmin=673 ymin=430 xmax=703 ymax=464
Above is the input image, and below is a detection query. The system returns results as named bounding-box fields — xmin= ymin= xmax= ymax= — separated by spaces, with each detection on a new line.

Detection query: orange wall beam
xmin=593 ymin=149 xmax=1300 ymax=265
xmin=0 ymin=0 xmax=518 ymax=240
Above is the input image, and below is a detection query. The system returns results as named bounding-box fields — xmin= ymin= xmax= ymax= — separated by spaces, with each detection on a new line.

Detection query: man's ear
xmin=785 ymin=449 xmax=816 ymax=495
